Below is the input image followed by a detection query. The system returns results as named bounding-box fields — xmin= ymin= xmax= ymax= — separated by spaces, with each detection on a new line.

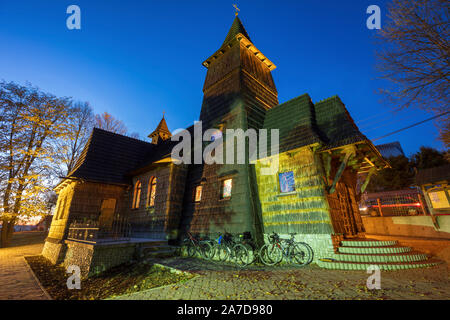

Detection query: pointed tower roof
xmin=151 ymin=116 xmax=171 ymax=136
xmin=221 ymin=16 xmax=251 ymax=47
xmin=202 ymin=15 xmax=275 ymax=70
xmin=148 ymin=115 xmax=171 ymax=144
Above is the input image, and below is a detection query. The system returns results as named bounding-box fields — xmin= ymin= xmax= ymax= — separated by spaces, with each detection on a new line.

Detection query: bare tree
xmin=94 ymin=112 xmax=128 ymax=135
xmin=0 ymin=81 xmax=73 ymax=247
xmin=376 ymin=0 xmax=449 ymax=146
xmin=51 ymin=102 xmax=94 ymax=177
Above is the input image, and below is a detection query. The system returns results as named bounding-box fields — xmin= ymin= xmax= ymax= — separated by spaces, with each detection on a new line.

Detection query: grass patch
xmin=25 ymin=255 xmax=194 ymax=300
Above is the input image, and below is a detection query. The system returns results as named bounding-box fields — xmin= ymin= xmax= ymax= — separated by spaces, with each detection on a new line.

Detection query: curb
xmin=23 ymin=256 xmax=53 ymax=300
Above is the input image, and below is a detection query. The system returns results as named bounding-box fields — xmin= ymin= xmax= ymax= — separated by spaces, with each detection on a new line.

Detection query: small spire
xmin=148 ymin=114 xmax=171 ymax=144
xmin=233 ymin=4 xmax=240 ymax=16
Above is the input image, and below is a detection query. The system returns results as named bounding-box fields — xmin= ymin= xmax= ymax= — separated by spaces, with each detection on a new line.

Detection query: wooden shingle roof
xmin=222 ymin=16 xmax=251 ymax=47
xmin=149 ymin=116 xmax=171 ymax=137
xmin=263 ymin=94 xmax=323 ymax=153
xmin=262 ymin=94 xmax=370 ymax=154
xmin=67 ymin=128 xmax=154 ymax=184
xmin=314 ymin=96 xmax=367 ymax=150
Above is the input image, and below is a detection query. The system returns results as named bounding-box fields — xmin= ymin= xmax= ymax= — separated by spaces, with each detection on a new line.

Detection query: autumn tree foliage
xmin=0 ymin=82 xmax=140 ymax=247
xmin=376 ymin=0 xmax=450 ymax=149
xmin=0 ymin=81 xmax=74 ymax=247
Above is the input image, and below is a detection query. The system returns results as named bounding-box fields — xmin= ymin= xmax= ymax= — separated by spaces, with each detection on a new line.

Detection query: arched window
xmin=147 ymin=177 xmax=157 ymax=207
xmin=132 ymin=180 xmax=141 ymax=209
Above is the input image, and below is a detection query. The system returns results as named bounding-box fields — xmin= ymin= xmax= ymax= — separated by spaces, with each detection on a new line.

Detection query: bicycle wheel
xmin=289 ymin=244 xmax=309 ymax=266
xmin=182 ymin=239 xmax=196 ymax=258
xmin=297 ymin=242 xmax=314 ymax=265
xmin=215 ymin=243 xmax=230 ymax=262
xmin=199 ymin=241 xmax=214 ymax=260
xmin=259 ymin=243 xmax=282 ymax=266
xmin=232 ymin=243 xmax=250 ymax=267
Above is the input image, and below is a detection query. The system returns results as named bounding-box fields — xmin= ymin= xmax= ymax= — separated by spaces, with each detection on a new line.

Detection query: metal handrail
xmin=67 ymin=216 xmax=131 ymax=243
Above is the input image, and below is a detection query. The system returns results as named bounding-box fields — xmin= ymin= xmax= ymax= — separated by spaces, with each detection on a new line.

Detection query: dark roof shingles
xmin=68 ymin=128 xmax=154 ymax=184
xmin=314 ymin=96 xmax=367 ymax=149
xmin=263 ymin=94 xmax=323 ymax=154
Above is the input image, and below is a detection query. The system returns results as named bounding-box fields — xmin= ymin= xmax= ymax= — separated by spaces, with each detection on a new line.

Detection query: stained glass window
xmin=221 ymin=178 xmax=232 ymax=199
xmin=147 ymin=177 xmax=157 ymax=207
xmin=279 ymin=171 xmax=295 ymax=193
xmin=194 ymin=185 xmax=202 ymax=202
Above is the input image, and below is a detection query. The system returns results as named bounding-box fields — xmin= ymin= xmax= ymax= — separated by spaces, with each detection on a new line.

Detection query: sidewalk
xmin=114 ymin=257 xmax=450 ymax=300
xmin=0 ymin=232 xmax=50 ymax=300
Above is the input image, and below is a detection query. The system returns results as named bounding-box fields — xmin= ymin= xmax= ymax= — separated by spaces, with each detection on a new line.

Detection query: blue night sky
xmin=0 ymin=0 xmax=443 ymax=156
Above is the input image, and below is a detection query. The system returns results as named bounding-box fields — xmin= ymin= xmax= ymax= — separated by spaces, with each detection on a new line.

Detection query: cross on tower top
xmin=233 ymin=4 xmax=240 ymax=16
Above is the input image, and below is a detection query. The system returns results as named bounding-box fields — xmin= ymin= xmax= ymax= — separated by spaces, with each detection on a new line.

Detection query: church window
xmin=279 ymin=171 xmax=296 ymax=193
xmin=194 ymin=185 xmax=202 ymax=202
xmin=221 ymin=178 xmax=232 ymax=199
xmin=147 ymin=177 xmax=157 ymax=207
xmin=132 ymin=180 xmax=142 ymax=209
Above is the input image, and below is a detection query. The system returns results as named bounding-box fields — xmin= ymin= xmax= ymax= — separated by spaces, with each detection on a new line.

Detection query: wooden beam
xmin=360 ymin=167 xmax=377 ymax=194
xmin=364 ymin=157 xmax=375 ymax=167
xmin=324 ymin=153 xmax=332 ymax=180
xmin=328 ymin=148 xmax=355 ymax=194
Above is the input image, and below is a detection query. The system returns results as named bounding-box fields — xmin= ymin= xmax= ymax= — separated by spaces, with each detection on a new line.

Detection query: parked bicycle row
xmin=180 ymin=231 xmax=314 ymax=268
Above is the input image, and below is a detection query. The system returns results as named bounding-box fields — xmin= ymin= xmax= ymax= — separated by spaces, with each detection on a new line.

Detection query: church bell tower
xmin=148 ymin=115 xmax=171 ymax=144
xmin=199 ymin=15 xmax=279 ymax=130
xmin=180 ymin=14 xmax=279 ymax=240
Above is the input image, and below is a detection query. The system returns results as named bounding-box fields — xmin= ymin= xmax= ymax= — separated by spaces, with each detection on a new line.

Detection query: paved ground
xmin=0 ymin=232 xmax=49 ymax=300
xmin=116 ymin=257 xmax=450 ymax=300
xmin=2 ymin=232 xmax=449 ymax=300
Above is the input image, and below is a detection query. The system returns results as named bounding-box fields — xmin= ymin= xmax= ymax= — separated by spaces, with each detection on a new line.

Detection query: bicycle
xmin=181 ymin=232 xmax=214 ymax=260
xmin=294 ymin=236 xmax=314 ymax=265
xmin=213 ymin=232 xmax=251 ymax=267
xmin=259 ymin=232 xmax=283 ymax=266
xmin=235 ymin=231 xmax=257 ymax=267
xmin=259 ymin=232 xmax=313 ymax=266
xmin=206 ymin=232 xmax=224 ymax=261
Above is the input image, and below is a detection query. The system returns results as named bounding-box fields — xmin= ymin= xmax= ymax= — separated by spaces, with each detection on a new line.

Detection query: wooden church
xmin=42 ymin=16 xmax=390 ymax=276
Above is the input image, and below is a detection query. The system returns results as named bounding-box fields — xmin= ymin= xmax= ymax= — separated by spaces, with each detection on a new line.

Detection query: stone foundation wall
xmin=63 ymin=240 xmax=137 ymax=278
xmin=41 ymin=238 xmax=67 ymax=264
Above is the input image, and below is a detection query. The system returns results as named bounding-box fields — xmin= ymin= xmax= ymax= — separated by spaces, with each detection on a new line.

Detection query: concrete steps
xmin=340 ymin=240 xmax=397 ymax=247
xmin=331 ymin=252 xmax=428 ymax=263
xmin=318 ymin=238 xmax=441 ymax=270
xmin=338 ymin=245 xmax=412 ymax=254
xmin=138 ymin=240 xmax=177 ymax=259
xmin=317 ymin=259 xmax=441 ymax=271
